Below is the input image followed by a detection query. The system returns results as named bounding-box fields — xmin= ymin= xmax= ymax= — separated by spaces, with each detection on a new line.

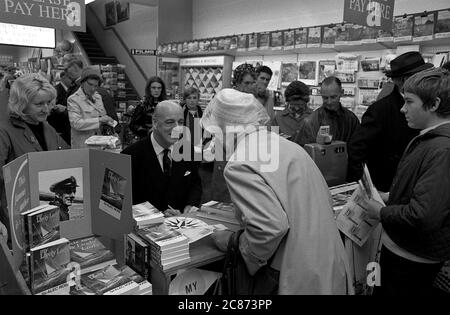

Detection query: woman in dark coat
xmin=129 ymin=76 xmax=167 ymax=139
xmin=0 ymin=74 xmax=69 ymax=245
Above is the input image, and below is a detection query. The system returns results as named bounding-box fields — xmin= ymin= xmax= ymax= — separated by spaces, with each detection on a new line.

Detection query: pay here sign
xmin=343 ymin=0 xmax=395 ymax=32
xmin=0 ymin=0 xmax=85 ymax=32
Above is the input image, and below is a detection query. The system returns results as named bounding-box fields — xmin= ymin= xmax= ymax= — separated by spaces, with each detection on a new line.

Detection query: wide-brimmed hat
xmin=385 ymin=51 xmax=434 ymax=78
xmin=201 ymin=88 xmax=269 ymax=130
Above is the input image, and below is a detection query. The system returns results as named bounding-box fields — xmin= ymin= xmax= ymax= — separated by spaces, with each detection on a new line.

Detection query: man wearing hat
xmin=347 ymin=51 xmax=434 ymax=192
xmin=49 ymin=176 xmax=78 ymax=221
xmin=203 ymin=89 xmax=351 ymax=294
xmin=67 ymin=67 xmax=116 ymax=148
xmin=271 ymin=80 xmax=313 ymax=140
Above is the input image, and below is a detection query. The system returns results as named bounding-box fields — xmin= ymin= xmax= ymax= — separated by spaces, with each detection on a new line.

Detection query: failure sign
xmin=343 ymin=0 xmax=395 ymax=32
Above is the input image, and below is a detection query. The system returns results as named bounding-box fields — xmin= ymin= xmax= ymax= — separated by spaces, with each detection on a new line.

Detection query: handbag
xmin=213 ymin=230 xmax=279 ymax=295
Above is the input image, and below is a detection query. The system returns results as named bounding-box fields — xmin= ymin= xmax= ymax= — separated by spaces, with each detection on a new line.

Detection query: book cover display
xmin=258 ymin=32 xmax=270 ymax=50
xmin=335 ymin=24 xmax=351 ymax=45
xmin=69 ymin=236 xmax=116 ymax=274
xmin=30 ymin=238 xmax=70 ymax=294
xmin=322 ymin=26 xmax=336 ymax=48
xmin=307 ymin=26 xmax=322 ymax=47
xmin=3 ymin=149 xmax=134 ymax=272
xmin=294 ymin=28 xmax=308 ymax=48
xmin=271 ymin=31 xmax=284 ymax=50
xmin=394 ymin=15 xmax=414 ymax=42
xmin=348 ymin=24 xmax=364 ymax=44
xmin=299 ymin=61 xmax=318 ymax=86
xmin=361 ymin=26 xmax=378 ymax=43
xmin=283 ymin=30 xmax=295 ymax=50
xmin=237 ymin=34 xmax=248 ymax=51
xmin=22 ymin=205 xmax=60 ymax=251
xmin=81 ymin=264 xmax=138 ymax=295
xmin=281 ymin=63 xmax=299 ymax=85
xmin=414 ymin=13 xmax=435 ymax=41
xmin=248 ymin=33 xmax=258 ymax=51
xmin=125 ymin=233 xmax=150 ymax=279
xmin=436 ymin=10 xmax=450 ymax=38
xmin=318 ymin=60 xmax=337 ymax=83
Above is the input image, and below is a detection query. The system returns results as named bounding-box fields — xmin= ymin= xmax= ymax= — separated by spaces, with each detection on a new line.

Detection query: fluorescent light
xmin=85 ymin=0 xmax=95 ymax=4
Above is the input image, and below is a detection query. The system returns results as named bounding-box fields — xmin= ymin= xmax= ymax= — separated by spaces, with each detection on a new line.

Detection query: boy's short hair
xmin=256 ymin=65 xmax=273 ymax=78
xmin=403 ymin=68 xmax=450 ymax=117
xmin=183 ymin=87 xmax=200 ymax=100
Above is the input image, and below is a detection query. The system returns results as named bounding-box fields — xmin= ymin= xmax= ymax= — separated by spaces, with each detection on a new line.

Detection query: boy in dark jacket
xmin=360 ymin=68 xmax=450 ymax=296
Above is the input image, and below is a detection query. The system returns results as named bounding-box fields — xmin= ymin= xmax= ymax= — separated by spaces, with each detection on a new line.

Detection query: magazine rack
xmin=2 ymin=149 xmax=134 ymax=286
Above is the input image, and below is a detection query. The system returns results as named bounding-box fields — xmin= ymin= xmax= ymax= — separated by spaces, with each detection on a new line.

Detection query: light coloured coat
xmin=67 ymin=87 xmax=106 ymax=149
xmin=224 ymin=129 xmax=352 ymax=295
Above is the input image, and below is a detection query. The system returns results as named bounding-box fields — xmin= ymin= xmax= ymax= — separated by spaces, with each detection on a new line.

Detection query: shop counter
xmin=149 ymin=213 xmax=241 ymax=295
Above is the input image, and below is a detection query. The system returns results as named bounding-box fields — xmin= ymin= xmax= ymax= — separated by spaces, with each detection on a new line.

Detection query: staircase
xmin=73 ymin=27 xmax=140 ymax=102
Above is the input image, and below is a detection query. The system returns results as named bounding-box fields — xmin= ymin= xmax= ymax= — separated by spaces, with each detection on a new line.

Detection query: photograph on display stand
xmin=99 ymin=168 xmax=127 ymax=221
xmin=38 ymin=168 xmax=84 ymax=222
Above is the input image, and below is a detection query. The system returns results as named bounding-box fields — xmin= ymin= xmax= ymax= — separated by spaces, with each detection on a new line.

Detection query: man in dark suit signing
xmin=121 ymin=100 xmax=202 ymax=216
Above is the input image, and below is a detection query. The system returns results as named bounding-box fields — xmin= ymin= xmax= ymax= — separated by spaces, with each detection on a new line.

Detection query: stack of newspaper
xmin=336 ymin=166 xmax=385 ymax=246
xmin=138 ymin=224 xmax=190 ymax=271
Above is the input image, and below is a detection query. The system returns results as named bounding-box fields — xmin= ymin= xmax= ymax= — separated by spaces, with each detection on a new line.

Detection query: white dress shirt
xmin=151 ymin=133 xmax=173 ymax=172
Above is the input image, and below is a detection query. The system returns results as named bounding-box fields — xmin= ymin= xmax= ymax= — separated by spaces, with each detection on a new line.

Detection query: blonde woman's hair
xmin=8 ymin=73 xmax=56 ymax=119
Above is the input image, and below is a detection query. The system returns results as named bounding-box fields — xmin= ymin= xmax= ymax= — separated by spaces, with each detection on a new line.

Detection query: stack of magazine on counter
xmin=77 ymin=264 xmax=151 ymax=295
xmin=196 ymin=201 xmax=240 ymax=225
xmin=137 ymin=224 xmax=190 ymax=271
xmin=132 ymin=201 xmax=165 ymax=228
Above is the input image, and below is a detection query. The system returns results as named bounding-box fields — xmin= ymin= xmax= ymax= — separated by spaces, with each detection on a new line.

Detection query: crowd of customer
xmin=1 ymin=52 xmax=450 ymax=295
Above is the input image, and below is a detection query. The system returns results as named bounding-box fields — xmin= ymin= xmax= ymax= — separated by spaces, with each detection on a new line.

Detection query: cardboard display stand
xmin=3 ymin=149 xmax=134 ymax=273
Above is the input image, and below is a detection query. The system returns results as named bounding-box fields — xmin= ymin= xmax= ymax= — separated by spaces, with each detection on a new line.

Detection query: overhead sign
xmin=180 ymin=56 xmax=225 ymax=67
xmin=130 ymin=49 xmax=158 ymax=56
xmin=0 ymin=22 xmax=55 ymax=48
xmin=343 ymin=0 xmax=395 ymax=32
xmin=0 ymin=0 xmax=85 ymax=32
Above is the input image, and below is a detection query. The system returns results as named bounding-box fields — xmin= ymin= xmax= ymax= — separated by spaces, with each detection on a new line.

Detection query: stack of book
xmin=20 ymin=204 xmax=72 ymax=295
xmin=21 ymin=204 xmax=60 ymax=251
xmin=125 ymin=232 xmax=150 ymax=279
xmin=69 ymin=236 xmax=117 ymax=275
xmin=79 ymin=264 xmax=140 ymax=295
xmin=29 ymin=238 xmax=71 ymax=295
xmin=196 ymin=201 xmax=240 ymax=225
xmin=132 ymin=202 xmax=165 ymax=228
xmin=138 ymin=224 xmax=190 ymax=271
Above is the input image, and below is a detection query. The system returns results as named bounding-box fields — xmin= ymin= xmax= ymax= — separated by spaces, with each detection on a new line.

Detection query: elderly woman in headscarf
xmin=202 ymin=88 xmax=351 ymax=295
xmin=0 ymin=73 xmax=69 ymax=244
